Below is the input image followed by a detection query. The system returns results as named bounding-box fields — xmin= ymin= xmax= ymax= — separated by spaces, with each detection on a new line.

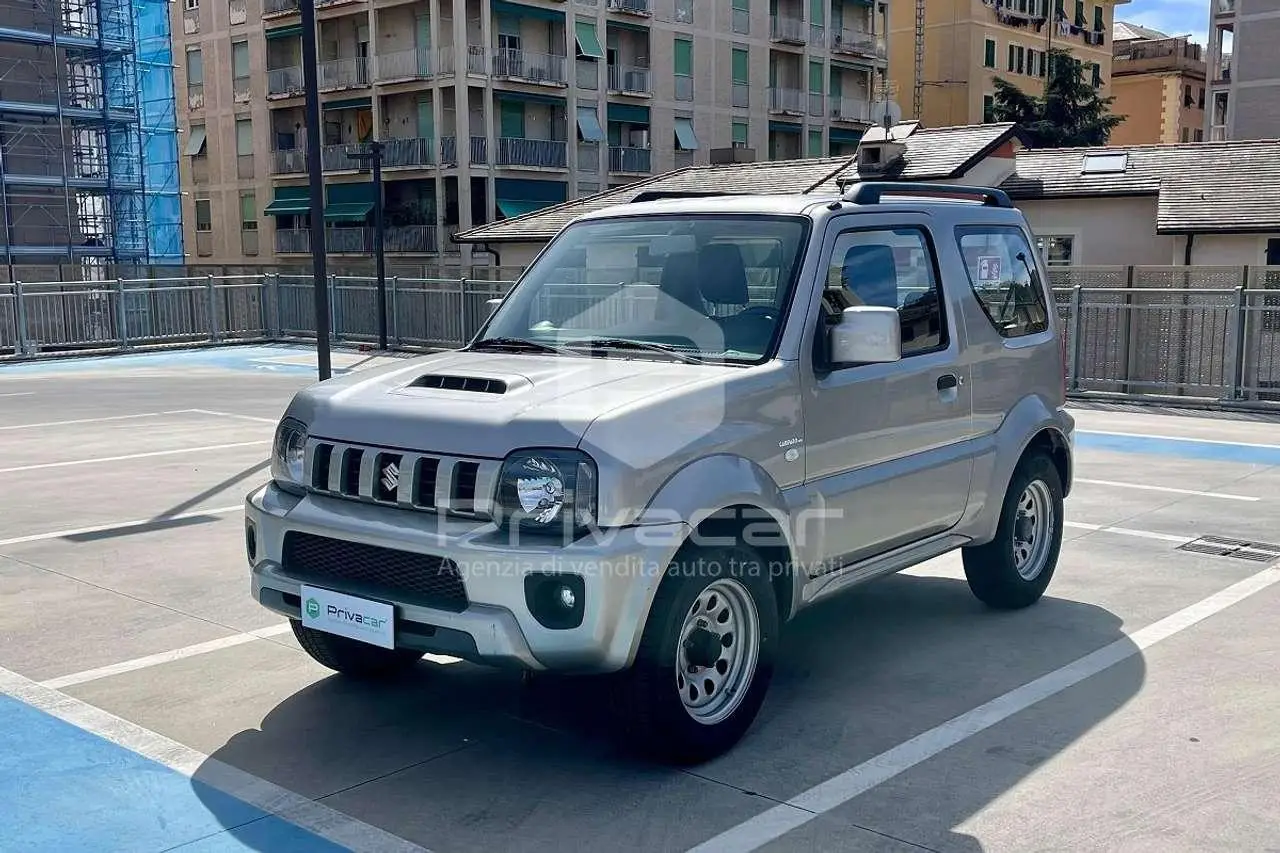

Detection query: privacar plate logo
xmin=305 ymin=597 xmax=320 ymax=619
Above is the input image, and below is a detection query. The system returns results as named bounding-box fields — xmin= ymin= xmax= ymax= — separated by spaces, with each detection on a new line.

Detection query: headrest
xmin=658 ymin=252 xmax=703 ymax=312
xmin=698 ymin=243 xmax=749 ymax=305
xmin=842 ymin=244 xmax=899 ymax=308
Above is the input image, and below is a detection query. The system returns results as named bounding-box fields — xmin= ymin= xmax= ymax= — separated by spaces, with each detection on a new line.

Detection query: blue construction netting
xmin=133 ymin=0 xmax=183 ymax=264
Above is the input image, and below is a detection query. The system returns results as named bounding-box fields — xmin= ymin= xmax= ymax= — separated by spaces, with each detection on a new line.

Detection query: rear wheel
xmin=962 ymin=452 xmax=1063 ymax=609
xmin=291 ymin=620 xmax=424 ymax=679
xmin=614 ymin=543 xmax=778 ymax=765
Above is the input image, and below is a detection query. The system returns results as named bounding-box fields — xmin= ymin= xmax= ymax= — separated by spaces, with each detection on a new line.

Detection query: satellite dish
xmin=870 ymin=99 xmax=903 ymax=128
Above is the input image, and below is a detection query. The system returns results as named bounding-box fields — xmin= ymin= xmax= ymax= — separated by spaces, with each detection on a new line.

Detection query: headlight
xmin=271 ymin=417 xmax=308 ymax=494
xmin=495 ymin=449 xmax=597 ymax=537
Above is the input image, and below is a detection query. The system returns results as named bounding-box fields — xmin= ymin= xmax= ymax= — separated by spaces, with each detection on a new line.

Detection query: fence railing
xmin=5 ymin=266 xmax=1280 ymax=407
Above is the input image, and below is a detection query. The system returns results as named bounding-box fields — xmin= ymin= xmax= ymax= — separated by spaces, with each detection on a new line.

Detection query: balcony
xmin=609 ymin=145 xmax=650 ymax=173
xmin=490 ymin=50 xmax=568 ymax=86
xmin=496 ymin=138 xmax=568 ymax=169
xmin=321 ymin=142 xmax=369 ymax=171
xmin=319 ymin=57 xmax=370 ymax=90
xmin=385 ymin=225 xmax=438 ymax=253
xmin=471 ymin=136 xmax=488 ymax=164
xmin=606 ymin=0 xmax=651 ymax=16
xmin=1213 ymin=55 xmax=1232 ymax=84
xmin=268 ymin=66 xmax=305 ymax=98
xmin=608 ymin=64 xmax=651 ymax=95
xmin=263 ymin=0 xmax=299 ymax=14
xmin=770 ymin=15 xmax=806 ymax=44
xmin=1215 ymin=0 xmax=1234 ymax=15
xmin=768 ymin=87 xmax=805 ymax=115
xmin=441 ymin=136 xmax=457 ymax=165
xmin=830 ymin=97 xmax=870 ymax=123
xmin=376 ymin=48 xmax=435 ymax=81
xmin=272 ymin=147 xmax=307 ymax=174
xmin=276 ymin=227 xmax=373 ymax=254
xmin=381 ymin=136 xmax=435 ymax=167
xmin=1113 ymin=37 xmax=1206 ymax=76
xmin=830 ymin=28 xmax=885 ymax=60
xmin=315 ymin=0 xmax=366 ymax=9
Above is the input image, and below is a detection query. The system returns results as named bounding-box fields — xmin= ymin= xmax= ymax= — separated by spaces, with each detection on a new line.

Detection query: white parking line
xmin=0 ymin=391 xmax=36 ymax=398
xmin=184 ymin=408 xmax=281 ymax=425
xmin=40 ymin=624 xmax=294 ymax=690
xmin=1073 ymin=478 xmax=1260 ymax=502
xmin=0 ymin=441 xmax=268 ymax=474
xmin=1064 ymin=521 xmax=1194 ymax=544
xmin=688 ymin=565 xmax=1280 ymax=853
xmin=0 ymin=411 xmax=178 ymax=431
xmin=0 ymin=665 xmax=431 ymax=853
xmin=0 ymin=505 xmax=243 ymax=548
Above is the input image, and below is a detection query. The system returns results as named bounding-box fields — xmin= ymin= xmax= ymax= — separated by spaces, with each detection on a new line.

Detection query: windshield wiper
xmin=468 ymin=336 xmax=577 ymax=356
xmin=564 ymin=337 xmax=707 ymax=364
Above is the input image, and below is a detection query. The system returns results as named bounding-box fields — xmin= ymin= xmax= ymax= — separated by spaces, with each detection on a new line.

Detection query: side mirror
xmin=830 ymin=306 xmax=901 ymax=365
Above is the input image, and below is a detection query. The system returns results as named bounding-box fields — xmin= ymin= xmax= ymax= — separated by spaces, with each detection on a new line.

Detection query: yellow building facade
xmin=1109 ymin=26 xmax=1207 ymax=145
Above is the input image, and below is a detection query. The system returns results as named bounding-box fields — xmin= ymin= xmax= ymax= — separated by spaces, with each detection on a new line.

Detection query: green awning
xmin=263 ymin=186 xmax=311 ymax=215
xmin=326 ymin=181 xmax=375 ymax=204
xmin=323 ymin=96 xmax=372 ymax=111
xmin=829 ymin=128 xmax=864 ymax=144
xmin=497 ymin=199 xmax=551 ymax=218
xmin=492 ymin=0 xmax=563 ymax=20
xmin=607 ymin=18 xmax=649 ymax=32
xmin=183 ymin=125 xmax=207 ymax=156
xmin=607 ymin=103 xmax=650 ymax=124
xmin=832 ymin=58 xmax=874 ymax=72
xmin=496 ymin=90 xmax=566 ymax=106
xmin=575 ymin=21 xmax=604 ymax=58
xmin=265 ymin=24 xmax=303 ymax=39
xmin=323 ymin=202 xmax=374 ymax=221
xmin=576 ymin=106 xmax=604 ymax=142
xmin=769 ymin=120 xmax=801 ymax=133
xmin=674 ymin=117 xmax=699 ymax=151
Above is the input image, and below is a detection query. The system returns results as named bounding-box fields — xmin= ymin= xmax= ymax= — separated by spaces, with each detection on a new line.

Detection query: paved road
xmin=1 ymin=344 xmax=1278 ymax=853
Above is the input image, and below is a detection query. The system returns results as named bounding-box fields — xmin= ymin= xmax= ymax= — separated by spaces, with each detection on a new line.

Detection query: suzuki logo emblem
xmin=380 ymin=462 xmax=400 ymax=494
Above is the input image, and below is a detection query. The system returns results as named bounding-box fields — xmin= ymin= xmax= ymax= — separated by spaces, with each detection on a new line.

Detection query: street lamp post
xmin=299 ymin=0 xmax=331 ymax=380
xmin=347 ymin=140 xmax=387 ymax=350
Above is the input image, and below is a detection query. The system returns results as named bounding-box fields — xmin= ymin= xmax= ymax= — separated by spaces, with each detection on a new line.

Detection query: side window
xmin=956 ymin=225 xmax=1051 ymax=338
xmin=824 ymin=226 xmax=946 ymax=356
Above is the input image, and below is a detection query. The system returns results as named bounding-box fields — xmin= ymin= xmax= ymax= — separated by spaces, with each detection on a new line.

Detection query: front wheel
xmin=962 ymin=452 xmax=1064 ymax=609
xmin=614 ymin=544 xmax=779 ymax=765
xmin=291 ymin=620 xmax=425 ymax=679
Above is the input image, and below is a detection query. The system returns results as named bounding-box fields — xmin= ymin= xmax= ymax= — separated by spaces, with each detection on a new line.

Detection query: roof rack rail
xmin=628 ymin=190 xmax=736 ymax=203
xmin=839 ymin=181 xmax=1014 ymax=208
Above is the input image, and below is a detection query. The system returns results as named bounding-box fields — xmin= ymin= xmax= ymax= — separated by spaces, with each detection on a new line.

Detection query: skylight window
xmin=1081 ymin=152 xmax=1128 ymax=174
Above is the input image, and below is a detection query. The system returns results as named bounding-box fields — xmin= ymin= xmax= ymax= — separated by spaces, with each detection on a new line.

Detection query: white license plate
xmin=300 ymin=585 xmax=395 ymax=649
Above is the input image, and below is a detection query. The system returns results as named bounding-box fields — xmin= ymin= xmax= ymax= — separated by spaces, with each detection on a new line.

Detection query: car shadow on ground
xmin=191 ymin=573 xmax=1143 ymax=852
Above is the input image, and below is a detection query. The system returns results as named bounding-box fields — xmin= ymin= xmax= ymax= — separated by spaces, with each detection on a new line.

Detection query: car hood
xmin=286 ymin=349 xmax=738 ymax=458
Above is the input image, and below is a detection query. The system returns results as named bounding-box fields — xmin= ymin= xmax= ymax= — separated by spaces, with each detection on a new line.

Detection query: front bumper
xmin=245 ymin=483 xmax=689 ymax=673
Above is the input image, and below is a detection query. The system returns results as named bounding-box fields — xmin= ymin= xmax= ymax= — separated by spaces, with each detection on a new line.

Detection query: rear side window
xmin=955 ymin=225 xmax=1051 ymax=338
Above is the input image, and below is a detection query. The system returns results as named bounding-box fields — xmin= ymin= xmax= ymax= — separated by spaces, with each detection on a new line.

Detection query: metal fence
xmin=3 ymin=264 xmax=1280 ymax=408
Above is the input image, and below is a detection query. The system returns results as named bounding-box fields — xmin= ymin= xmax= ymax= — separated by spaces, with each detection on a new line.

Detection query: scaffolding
xmin=0 ymin=0 xmax=181 ymax=279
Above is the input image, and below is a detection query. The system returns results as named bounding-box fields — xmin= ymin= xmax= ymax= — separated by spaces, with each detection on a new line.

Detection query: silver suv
xmin=246 ymin=182 xmax=1073 ymax=763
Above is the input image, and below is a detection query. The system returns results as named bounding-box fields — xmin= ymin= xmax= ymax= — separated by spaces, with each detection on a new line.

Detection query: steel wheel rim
xmin=1013 ymin=479 xmax=1054 ymax=580
xmin=675 ymin=578 xmax=760 ymax=726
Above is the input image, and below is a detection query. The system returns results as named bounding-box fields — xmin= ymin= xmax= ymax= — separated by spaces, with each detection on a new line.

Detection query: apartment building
xmin=1109 ymin=23 xmax=1206 ymax=145
xmin=887 ymin=0 xmax=1124 ymax=129
xmin=172 ymin=0 xmax=890 ymax=265
xmin=1205 ymin=0 xmax=1280 ymax=141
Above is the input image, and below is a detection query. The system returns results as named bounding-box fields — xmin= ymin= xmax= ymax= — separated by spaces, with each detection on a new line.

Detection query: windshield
xmin=476 ymin=214 xmax=810 ymax=364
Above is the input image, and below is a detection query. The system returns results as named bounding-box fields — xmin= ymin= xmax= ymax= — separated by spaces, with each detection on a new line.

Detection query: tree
xmin=991 ymin=48 xmax=1125 ymax=147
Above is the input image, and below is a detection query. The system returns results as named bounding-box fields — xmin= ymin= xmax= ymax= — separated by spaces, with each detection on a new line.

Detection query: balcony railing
xmin=267 ymin=66 xmax=305 ymax=97
xmin=490 ymin=49 xmax=568 ymax=85
xmin=809 ymin=23 xmax=825 ymax=44
xmin=272 ymin=147 xmax=307 ymax=174
xmin=441 ymin=136 xmax=457 ymax=165
xmin=608 ymin=145 xmax=650 ymax=173
xmin=263 ymin=0 xmax=299 ymax=12
xmin=276 ymin=227 xmax=373 ymax=254
xmin=770 ymin=15 xmax=806 ymax=43
xmin=608 ymin=64 xmax=651 ymax=94
xmin=674 ymin=74 xmax=693 ymax=101
xmin=470 ymin=136 xmax=488 ymax=164
xmin=830 ymin=28 xmax=885 ymax=59
xmin=321 ymin=142 xmax=369 ymax=171
xmin=376 ymin=48 xmax=434 ymax=81
xmin=768 ymin=87 xmax=805 ymax=114
xmin=385 ymin=225 xmax=438 ymax=253
xmin=606 ymin=0 xmax=650 ymax=15
xmin=318 ymin=57 xmax=370 ymax=90
xmin=381 ymin=136 xmax=435 ymax=167
xmin=830 ymin=97 xmax=870 ymax=123
xmin=466 ymin=45 xmax=487 ymax=74
xmin=496 ymin=137 xmax=567 ymax=168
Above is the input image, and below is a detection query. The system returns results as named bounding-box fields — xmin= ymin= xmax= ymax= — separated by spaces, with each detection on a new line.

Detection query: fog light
xmin=557 ymin=585 xmax=576 ymax=610
xmin=245 ymin=521 xmax=257 ymax=563
xmin=524 ymin=573 xmax=585 ymax=630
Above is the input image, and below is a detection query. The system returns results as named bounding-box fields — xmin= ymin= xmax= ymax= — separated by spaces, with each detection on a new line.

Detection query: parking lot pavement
xmin=2 ymin=345 xmax=1280 ymax=853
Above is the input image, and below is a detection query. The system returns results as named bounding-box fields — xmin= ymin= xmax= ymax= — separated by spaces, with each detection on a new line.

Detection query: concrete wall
xmin=1016 ymin=195 xmax=1178 ymax=265
xmin=1190 ymin=233 xmax=1280 ymax=266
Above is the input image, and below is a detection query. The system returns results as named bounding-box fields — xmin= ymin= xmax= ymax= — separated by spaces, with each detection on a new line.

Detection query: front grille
xmin=282 ymin=532 xmax=469 ymax=612
xmin=306 ymin=439 xmax=498 ymax=518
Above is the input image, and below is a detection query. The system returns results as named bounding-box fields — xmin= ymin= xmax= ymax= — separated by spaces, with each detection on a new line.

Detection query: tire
xmin=290 ymin=620 xmax=424 ymax=679
xmin=613 ymin=543 xmax=779 ymax=765
xmin=962 ymin=451 xmax=1064 ymax=610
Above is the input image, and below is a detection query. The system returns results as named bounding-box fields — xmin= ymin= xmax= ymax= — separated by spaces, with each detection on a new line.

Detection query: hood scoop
xmin=410 ymin=373 xmax=511 ymax=395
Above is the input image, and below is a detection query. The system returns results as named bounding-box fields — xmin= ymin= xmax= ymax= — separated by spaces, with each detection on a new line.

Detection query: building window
xmin=674 ymin=37 xmax=693 ymax=101
xmin=807 ymin=128 xmax=823 ymax=157
xmin=1198 ymin=87 xmax=1205 ymax=109
xmin=731 ymin=0 xmax=749 ymax=34
xmin=1194 ymin=128 xmax=1204 ymax=141
xmin=1091 ymin=62 xmax=1101 ymax=87
xmin=1181 ymin=127 xmax=1190 ymax=142
xmin=956 ymin=226 xmax=1051 ymax=338
xmin=732 ymin=119 xmax=748 ymax=147
xmin=232 ymin=39 xmax=250 ymax=100
xmin=1074 ymin=0 xmax=1084 ymax=27
xmin=984 ymin=38 xmax=996 ymax=69
xmin=1016 ymin=45 xmax=1025 ymax=74
xmin=239 ymin=191 xmax=257 ymax=231
xmin=731 ymin=47 xmax=749 ymax=107
xmin=195 ymin=198 xmax=212 ymax=232
xmin=1036 ymin=235 xmax=1074 ymax=266
xmin=675 ymin=0 xmax=693 ymax=23
xmin=982 ymin=94 xmax=995 ymax=123
xmin=1092 ymin=3 xmax=1102 ymax=31
xmin=1007 ymin=44 xmax=1015 ymax=72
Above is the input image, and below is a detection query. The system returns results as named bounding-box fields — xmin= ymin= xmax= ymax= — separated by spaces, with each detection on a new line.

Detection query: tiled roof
xmin=1001 ymin=139 xmax=1280 ymax=233
xmin=454 ymin=123 xmax=1023 ymax=243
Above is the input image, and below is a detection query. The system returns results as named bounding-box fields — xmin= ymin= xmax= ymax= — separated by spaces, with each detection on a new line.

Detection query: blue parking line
xmin=0 ymin=694 xmax=345 ymax=853
xmin=1076 ymin=431 xmax=1280 ymax=466
xmin=0 ymin=345 xmax=351 ymax=377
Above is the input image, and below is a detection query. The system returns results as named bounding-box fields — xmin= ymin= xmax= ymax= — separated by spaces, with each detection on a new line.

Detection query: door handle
xmin=937 ymin=373 xmax=960 ymax=391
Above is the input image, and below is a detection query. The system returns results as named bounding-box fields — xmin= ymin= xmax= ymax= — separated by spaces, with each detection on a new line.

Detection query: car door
xmin=801 ymin=213 xmax=975 ymax=570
